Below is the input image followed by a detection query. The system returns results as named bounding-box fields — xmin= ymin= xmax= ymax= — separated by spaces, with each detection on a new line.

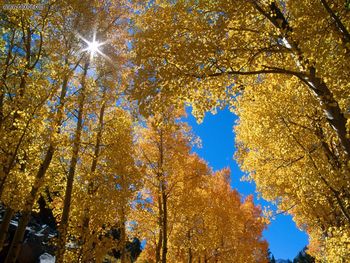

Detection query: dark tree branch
xmin=320 ymin=0 xmax=350 ymax=44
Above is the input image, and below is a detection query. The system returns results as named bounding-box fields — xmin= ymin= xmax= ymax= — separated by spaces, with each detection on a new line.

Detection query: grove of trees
xmin=1 ymin=0 xmax=349 ymax=262
xmin=0 ymin=1 xmax=268 ymax=262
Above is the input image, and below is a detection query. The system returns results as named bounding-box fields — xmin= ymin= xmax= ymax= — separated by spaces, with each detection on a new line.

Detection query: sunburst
xmin=78 ymin=31 xmax=109 ymax=61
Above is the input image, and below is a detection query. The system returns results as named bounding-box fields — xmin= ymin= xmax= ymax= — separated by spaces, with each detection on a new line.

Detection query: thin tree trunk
xmin=120 ymin=209 xmax=128 ymax=263
xmin=187 ymin=247 xmax=192 ymax=263
xmin=0 ymin=93 xmax=39 ymax=197
xmin=319 ymin=0 xmax=350 ymax=46
xmin=161 ymin=190 xmax=167 ymax=263
xmin=0 ymin=29 xmax=16 ymax=126
xmin=158 ymin=128 xmax=168 ymax=263
xmin=0 ymin=208 xmax=15 ymax=251
xmin=155 ymin=194 xmax=163 ymax=263
xmin=0 ymin=121 xmax=30 ymax=197
xmin=156 ymin=128 xmax=166 ymax=263
xmin=4 ymin=138 xmax=31 ymax=263
xmin=56 ymin=61 xmax=89 ymax=263
xmin=79 ymin=215 xmax=91 ymax=262
xmin=119 ymin=167 xmax=131 ymax=263
xmin=187 ymin=230 xmax=192 ymax=263
xmin=4 ymin=211 xmax=30 ymax=263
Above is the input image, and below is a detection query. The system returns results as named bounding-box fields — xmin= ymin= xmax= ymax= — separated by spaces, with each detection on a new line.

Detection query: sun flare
xmin=87 ymin=40 xmax=101 ymax=55
xmin=78 ymin=31 xmax=108 ymax=60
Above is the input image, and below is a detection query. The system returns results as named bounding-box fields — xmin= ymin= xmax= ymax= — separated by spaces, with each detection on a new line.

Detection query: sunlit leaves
xmin=133 ymin=114 xmax=268 ymax=262
xmin=132 ymin=1 xmax=350 ymax=261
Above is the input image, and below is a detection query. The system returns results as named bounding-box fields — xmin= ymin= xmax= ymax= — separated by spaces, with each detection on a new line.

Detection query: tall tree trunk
xmin=81 ymin=89 xmax=106 ymax=262
xmin=155 ymin=194 xmax=163 ymax=263
xmin=156 ymin=128 xmax=166 ymax=263
xmin=3 ymin=74 xmax=70 ymax=263
xmin=79 ymin=215 xmax=91 ymax=262
xmin=56 ymin=61 xmax=89 ymax=263
xmin=158 ymin=129 xmax=168 ymax=263
xmin=161 ymin=190 xmax=167 ymax=263
xmin=119 ymin=170 xmax=130 ymax=263
xmin=120 ymin=208 xmax=128 ymax=263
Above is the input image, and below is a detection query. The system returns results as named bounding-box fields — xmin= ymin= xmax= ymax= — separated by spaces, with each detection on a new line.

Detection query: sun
xmin=78 ymin=31 xmax=108 ymax=61
xmin=87 ymin=40 xmax=101 ymax=56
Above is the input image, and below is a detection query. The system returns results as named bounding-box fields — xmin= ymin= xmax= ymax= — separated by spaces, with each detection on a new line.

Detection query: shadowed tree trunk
xmin=187 ymin=230 xmax=192 ymax=263
xmin=0 ymin=208 xmax=14 ymax=251
xmin=155 ymin=194 xmax=163 ymax=263
xmin=120 ymin=208 xmax=128 ymax=263
xmin=161 ymin=189 xmax=167 ymax=263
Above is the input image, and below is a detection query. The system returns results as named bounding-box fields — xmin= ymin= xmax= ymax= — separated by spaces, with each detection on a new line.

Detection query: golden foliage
xmin=132 ymin=0 xmax=350 ymax=261
xmin=134 ymin=115 xmax=268 ymax=262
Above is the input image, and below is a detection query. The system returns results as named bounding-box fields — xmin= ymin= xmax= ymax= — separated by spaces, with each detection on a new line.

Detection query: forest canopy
xmin=1 ymin=0 xmax=350 ymax=262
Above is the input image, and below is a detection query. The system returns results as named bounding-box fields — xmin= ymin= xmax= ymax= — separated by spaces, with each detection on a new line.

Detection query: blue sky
xmin=183 ymin=107 xmax=308 ymax=260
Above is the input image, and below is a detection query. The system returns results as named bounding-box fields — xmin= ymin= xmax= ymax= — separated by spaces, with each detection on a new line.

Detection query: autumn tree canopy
xmin=131 ymin=0 xmax=350 ymax=261
xmin=3 ymin=0 xmax=349 ymax=261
